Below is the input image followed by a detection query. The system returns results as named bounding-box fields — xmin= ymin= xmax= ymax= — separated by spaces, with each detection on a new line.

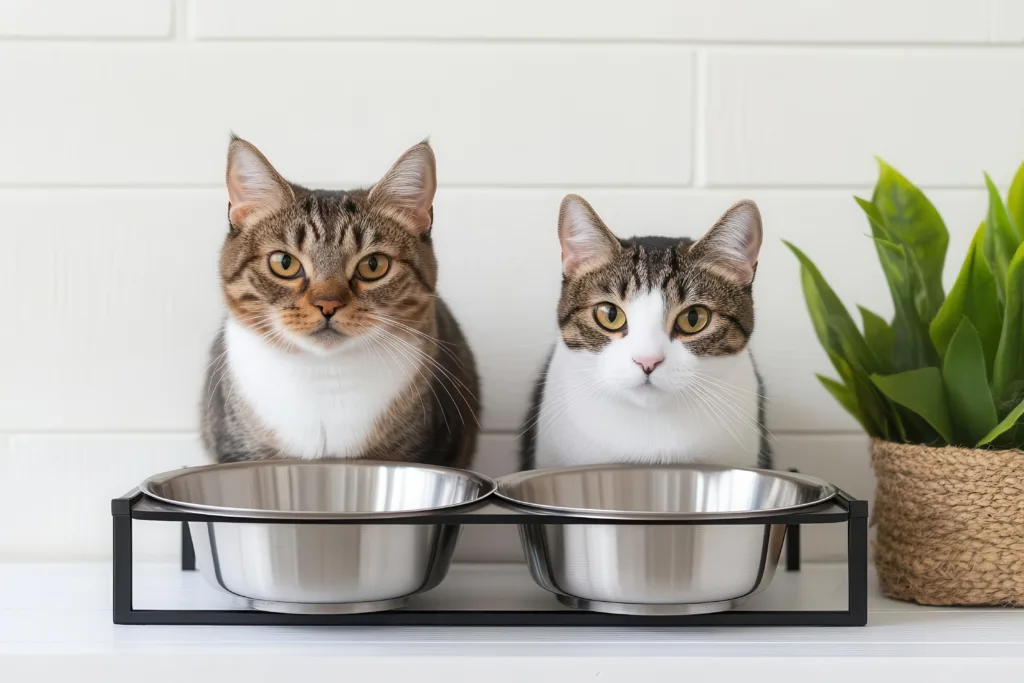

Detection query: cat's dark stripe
xmin=557 ymin=308 xmax=577 ymax=327
xmin=623 ymin=235 xmax=690 ymax=251
xmin=402 ymin=259 xmax=432 ymax=292
xmin=309 ymin=209 xmax=324 ymax=242
xmin=519 ymin=348 xmax=554 ymax=471
xmin=720 ymin=313 xmax=752 ymax=340
xmin=751 ymin=352 xmax=773 ymax=469
xmin=675 ymin=280 xmax=688 ymax=303
xmin=225 ymin=255 xmax=259 ymax=284
xmin=294 ymin=222 xmax=307 ymax=250
xmin=662 ymin=248 xmax=678 ymax=290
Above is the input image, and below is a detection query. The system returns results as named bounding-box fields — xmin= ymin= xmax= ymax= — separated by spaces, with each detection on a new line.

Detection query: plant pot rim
xmin=869 ymin=437 xmax=1023 ymax=456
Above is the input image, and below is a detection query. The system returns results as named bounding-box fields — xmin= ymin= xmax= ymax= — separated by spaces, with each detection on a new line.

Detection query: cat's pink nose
xmin=314 ymin=299 xmax=344 ymax=318
xmin=633 ymin=355 xmax=665 ymax=375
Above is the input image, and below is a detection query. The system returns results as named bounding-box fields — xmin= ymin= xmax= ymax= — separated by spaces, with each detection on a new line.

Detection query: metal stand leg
xmin=181 ymin=522 xmax=196 ymax=571
xmin=112 ymin=508 xmax=133 ymax=624
xmin=785 ymin=467 xmax=801 ymax=571
xmin=847 ymin=509 xmax=869 ymax=626
xmin=785 ymin=523 xmax=801 ymax=571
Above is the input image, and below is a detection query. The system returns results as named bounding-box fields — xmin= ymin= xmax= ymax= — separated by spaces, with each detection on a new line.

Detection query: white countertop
xmin=1 ymin=562 xmax=1022 ymax=682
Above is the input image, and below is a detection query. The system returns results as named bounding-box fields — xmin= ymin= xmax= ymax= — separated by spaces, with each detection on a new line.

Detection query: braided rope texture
xmin=871 ymin=439 xmax=1024 ymax=606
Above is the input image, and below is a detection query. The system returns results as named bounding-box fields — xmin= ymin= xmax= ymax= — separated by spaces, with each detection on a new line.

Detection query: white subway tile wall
xmin=0 ymin=0 xmax=1017 ymax=561
xmin=0 ymin=0 xmax=173 ymax=38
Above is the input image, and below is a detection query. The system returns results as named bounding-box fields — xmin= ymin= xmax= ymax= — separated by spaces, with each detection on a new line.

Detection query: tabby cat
xmin=201 ymin=137 xmax=479 ymax=467
xmin=520 ymin=195 xmax=770 ymax=470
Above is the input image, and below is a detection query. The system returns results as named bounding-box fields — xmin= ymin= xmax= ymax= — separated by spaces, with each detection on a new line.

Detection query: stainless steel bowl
xmin=497 ymin=464 xmax=836 ymax=616
xmin=141 ymin=460 xmax=495 ymax=614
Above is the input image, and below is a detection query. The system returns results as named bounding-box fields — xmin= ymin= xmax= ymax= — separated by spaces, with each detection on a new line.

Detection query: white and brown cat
xmin=201 ymin=137 xmax=479 ymax=467
xmin=521 ymin=195 xmax=770 ymax=470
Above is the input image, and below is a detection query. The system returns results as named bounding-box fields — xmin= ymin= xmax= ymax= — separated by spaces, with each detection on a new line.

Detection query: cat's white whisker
xmin=376 ymin=334 xmax=456 ymax=432
xmin=694 ymin=370 xmax=769 ymax=400
xmin=375 ymin=327 xmax=480 ymax=413
xmin=526 ymin=376 xmax=605 ymax=439
xmin=688 ymin=382 xmax=748 ymax=453
xmin=690 ymin=374 xmax=775 ymax=443
xmin=366 ymin=330 xmax=432 ymax=430
xmin=367 ymin=313 xmax=464 ymax=366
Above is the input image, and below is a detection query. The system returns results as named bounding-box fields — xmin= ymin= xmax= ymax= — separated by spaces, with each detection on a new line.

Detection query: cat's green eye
xmin=677 ymin=306 xmax=711 ymax=334
xmin=268 ymin=251 xmax=303 ymax=279
xmin=594 ymin=303 xmax=626 ymax=332
xmin=356 ymin=253 xmax=390 ymax=281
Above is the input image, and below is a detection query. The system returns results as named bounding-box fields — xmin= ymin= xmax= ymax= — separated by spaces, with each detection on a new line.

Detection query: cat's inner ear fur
xmin=692 ymin=199 xmax=763 ymax=286
xmin=369 ymin=141 xmax=437 ymax=235
xmin=225 ymin=137 xmax=295 ymax=230
xmin=558 ymin=194 xmax=621 ymax=277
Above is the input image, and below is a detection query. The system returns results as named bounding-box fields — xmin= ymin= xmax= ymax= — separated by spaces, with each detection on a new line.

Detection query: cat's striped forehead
xmin=557 ymin=235 xmax=755 ymax=357
xmin=274 ymin=189 xmax=375 ymax=270
xmin=290 ymin=190 xmax=364 ymax=248
xmin=229 ymin=186 xmax=432 ymax=279
xmin=605 ymin=236 xmax=695 ymax=301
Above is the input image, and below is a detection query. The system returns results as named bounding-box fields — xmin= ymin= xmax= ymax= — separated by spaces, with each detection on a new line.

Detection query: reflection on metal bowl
xmin=141 ymin=459 xmax=494 ymax=614
xmin=496 ymin=464 xmax=836 ymax=615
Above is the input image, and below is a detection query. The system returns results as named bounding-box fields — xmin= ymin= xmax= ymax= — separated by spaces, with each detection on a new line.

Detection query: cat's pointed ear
xmin=368 ymin=141 xmax=437 ymax=235
xmin=226 ymin=136 xmax=295 ymax=229
xmin=693 ymin=200 xmax=763 ymax=285
xmin=558 ymin=194 xmax=620 ymax=277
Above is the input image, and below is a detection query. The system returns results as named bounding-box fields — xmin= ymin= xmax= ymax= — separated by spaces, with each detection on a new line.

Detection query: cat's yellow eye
xmin=356 ymin=253 xmax=391 ymax=281
xmin=594 ymin=302 xmax=626 ymax=332
xmin=268 ymin=251 xmax=303 ymax=279
xmin=677 ymin=306 xmax=711 ymax=334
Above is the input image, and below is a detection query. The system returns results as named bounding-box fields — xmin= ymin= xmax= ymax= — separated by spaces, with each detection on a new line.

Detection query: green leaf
xmin=983 ymin=174 xmax=1021 ymax=304
xmin=816 ymin=375 xmax=864 ymax=430
xmin=929 ymin=223 xmax=1002 ymax=378
xmin=858 ymin=306 xmax=894 ymax=372
xmin=856 ymin=196 xmax=933 ymax=340
xmin=870 ymin=159 xmax=948 ymax=320
xmin=977 ymin=396 xmax=1024 ymax=447
xmin=829 ymin=351 xmax=893 ymax=439
xmin=784 ymin=241 xmax=880 ymax=375
xmin=871 ymin=368 xmax=955 ymax=445
xmin=1009 ymin=162 xmax=1024 ymax=241
xmin=993 ymin=242 xmax=1024 ymax=408
xmin=860 ymin=220 xmax=936 ymax=370
xmin=942 ymin=317 xmax=999 ymax=446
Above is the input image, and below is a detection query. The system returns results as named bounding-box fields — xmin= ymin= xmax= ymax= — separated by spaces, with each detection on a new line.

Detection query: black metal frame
xmin=112 ymin=487 xmax=868 ymax=627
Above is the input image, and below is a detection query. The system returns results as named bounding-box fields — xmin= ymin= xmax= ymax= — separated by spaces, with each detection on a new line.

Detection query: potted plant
xmin=786 ymin=160 xmax=1024 ymax=606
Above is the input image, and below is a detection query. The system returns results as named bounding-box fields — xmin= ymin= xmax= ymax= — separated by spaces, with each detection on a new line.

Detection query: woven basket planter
xmin=871 ymin=439 xmax=1024 ymax=606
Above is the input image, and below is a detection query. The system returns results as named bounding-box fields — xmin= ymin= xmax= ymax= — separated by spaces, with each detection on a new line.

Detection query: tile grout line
xmin=0 ymin=36 xmax=1020 ymax=48
xmin=171 ymin=0 xmax=186 ymax=42
xmin=183 ymin=0 xmax=197 ymax=42
xmin=0 ymin=183 xmax=1000 ymax=193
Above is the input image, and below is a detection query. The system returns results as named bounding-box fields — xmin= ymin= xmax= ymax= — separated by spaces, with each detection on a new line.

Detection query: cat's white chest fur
xmin=533 ymin=342 xmax=761 ymax=469
xmin=224 ymin=320 xmax=415 ymax=459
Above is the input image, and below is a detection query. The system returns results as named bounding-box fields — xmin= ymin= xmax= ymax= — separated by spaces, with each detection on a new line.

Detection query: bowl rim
xmin=494 ymin=463 xmax=837 ymax=520
xmin=139 ymin=458 xmax=497 ymax=520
